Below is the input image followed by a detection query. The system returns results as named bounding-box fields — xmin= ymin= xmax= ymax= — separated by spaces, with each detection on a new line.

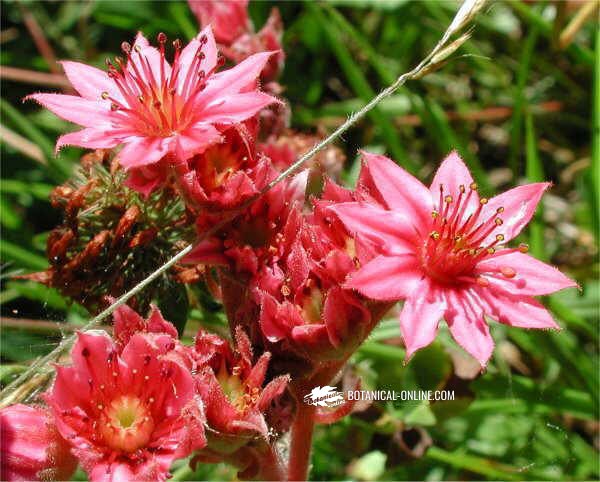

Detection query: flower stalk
xmin=287 ymin=397 xmax=316 ymax=482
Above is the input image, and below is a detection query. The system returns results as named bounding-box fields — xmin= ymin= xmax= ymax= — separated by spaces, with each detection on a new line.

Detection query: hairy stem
xmin=288 ymin=388 xmax=317 ymax=481
xmin=259 ymin=444 xmax=287 ymax=481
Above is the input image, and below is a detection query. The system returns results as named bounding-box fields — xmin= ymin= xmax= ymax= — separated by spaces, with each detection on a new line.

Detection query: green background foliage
xmin=1 ymin=1 xmax=598 ymax=480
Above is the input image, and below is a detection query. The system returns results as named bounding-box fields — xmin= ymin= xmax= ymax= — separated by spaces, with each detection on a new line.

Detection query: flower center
xmin=216 ymin=363 xmax=259 ymax=412
xmin=421 ymin=183 xmax=508 ymax=285
xmin=100 ymin=395 xmax=155 ymax=453
xmin=102 ymin=33 xmax=221 ymax=137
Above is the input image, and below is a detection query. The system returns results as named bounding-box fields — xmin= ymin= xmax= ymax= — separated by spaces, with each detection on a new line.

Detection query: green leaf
xmin=358 ymin=341 xmax=405 ymax=361
xmin=348 ymin=450 xmax=387 ymax=481
xmin=0 ymin=179 xmax=53 ymax=200
xmin=508 ymin=23 xmax=538 ymax=173
xmin=307 ymin=3 xmax=416 ymax=172
xmin=1 ymin=98 xmax=71 ymax=182
xmin=0 ymin=240 xmax=47 ymax=270
xmin=524 ymin=112 xmax=545 ymax=259
xmin=471 ymin=373 xmax=597 ymax=420
xmin=0 ymin=196 xmax=22 ymax=230
xmin=0 ymin=364 xmax=27 ymax=388
xmin=589 ymin=22 xmax=600 ymax=237
xmin=3 ymin=280 xmax=78 ymax=313
xmin=426 ymin=446 xmax=527 ymax=481
xmin=404 ymin=401 xmax=437 ymax=426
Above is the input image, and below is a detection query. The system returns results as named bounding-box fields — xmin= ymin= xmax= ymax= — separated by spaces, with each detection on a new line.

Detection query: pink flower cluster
xmin=4 ymin=1 xmax=577 ymax=480
xmin=2 ymin=306 xmax=288 ymax=481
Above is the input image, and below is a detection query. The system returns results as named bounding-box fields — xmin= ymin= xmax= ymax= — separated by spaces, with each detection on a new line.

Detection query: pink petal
xmin=258 ymin=375 xmax=289 ymax=411
xmin=445 ymin=289 xmax=494 ymax=367
xmin=196 ymin=370 xmax=238 ymax=433
xmin=113 ymin=304 xmax=145 ymax=346
xmin=286 ymin=240 xmax=310 ymax=291
xmin=322 ymin=286 xmax=370 ymax=347
xmin=130 ymin=32 xmax=170 ymax=80
xmin=56 ymin=127 xmax=121 ymax=152
xmin=89 ymin=461 xmax=136 ymax=482
xmin=124 ymin=163 xmax=168 ymax=198
xmin=429 ymin=151 xmax=479 ymax=215
xmin=346 ymin=254 xmax=422 ymax=301
xmin=60 ymin=61 xmax=120 ymax=101
xmin=329 ymin=202 xmax=416 ymax=255
xmin=477 ymin=251 xmax=578 ymax=296
xmin=27 ymin=93 xmax=110 ymax=127
xmin=399 ymin=281 xmax=446 ymax=359
xmin=121 ymin=334 xmax=194 ymax=412
xmin=117 ymin=137 xmax=171 ymax=168
xmin=479 ymin=291 xmax=560 ymax=329
xmin=70 ymin=331 xmax=118 ymax=385
xmin=147 ymin=306 xmax=179 ymax=338
xmin=189 ymin=0 xmax=250 ymax=45
xmin=259 ymin=294 xmax=303 ymax=342
xmin=177 ymin=27 xmax=217 ymax=94
xmin=480 ymin=182 xmax=550 ymax=243
xmin=211 ymin=170 xmax=258 ymax=206
xmin=46 ymin=365 xmax=90 ymax=417
xmin=201 ymin=51 xmax=276 ymax=103
xmin=360 ymin=151 xmax=432 ymax=229
xmin=184 ymin=238 xmax=228 ymax=265
xmin=199 ymin=91 xmax=279 ymax=125
xmin=175 ymin=124 xmax=222 ymax=161
xmin=246 ymin=352 xmax=270 ymax=389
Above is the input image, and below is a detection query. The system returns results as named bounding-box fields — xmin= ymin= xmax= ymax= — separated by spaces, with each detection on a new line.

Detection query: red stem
xmin=286 ymin=303 xmax=396 ymax=480
xmin=259 ymin=444 xmax=286 ymax=481
xmin=287 ymin=393 xmax=317 ymax=481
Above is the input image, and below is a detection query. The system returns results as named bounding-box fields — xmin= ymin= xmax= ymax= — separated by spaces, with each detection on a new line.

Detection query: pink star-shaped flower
xmin=27 ymin=27 xmax=278 ymax=170
xmin=330 ymin=151 xmax=577 ymax=366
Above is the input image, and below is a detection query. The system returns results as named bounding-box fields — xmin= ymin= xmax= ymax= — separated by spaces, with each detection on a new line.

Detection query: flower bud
xmin=0 ymin=404 xmax=77 ymax=481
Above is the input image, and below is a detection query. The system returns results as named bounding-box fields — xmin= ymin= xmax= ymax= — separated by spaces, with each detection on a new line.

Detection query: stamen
xmin=476 ymin=276 xmax=489 ymax=287
xmin=518 ymin=243 xmax=529 ymax=253
xmin=500 ymin=267 xmax=516 ymax=278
